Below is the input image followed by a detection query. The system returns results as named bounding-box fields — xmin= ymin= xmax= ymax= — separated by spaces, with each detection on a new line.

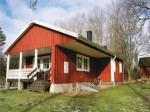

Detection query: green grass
xmin=0 ymin=82 xmax=150 ymax=112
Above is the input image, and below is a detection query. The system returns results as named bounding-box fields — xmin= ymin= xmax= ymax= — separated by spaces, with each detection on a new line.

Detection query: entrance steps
xmin=28 ymin=80 xmax=50 ymax=92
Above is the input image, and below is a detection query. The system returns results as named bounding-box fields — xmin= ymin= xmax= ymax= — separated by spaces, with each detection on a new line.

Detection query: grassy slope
xmin=0 ymin=82 xmax=150 ymax=112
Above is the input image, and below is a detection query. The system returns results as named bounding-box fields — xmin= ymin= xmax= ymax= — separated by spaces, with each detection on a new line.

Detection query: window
xmin=76 ymin=54 xmax=90 ymax=71
xmin=119 ymin=62 xmax=122 ymax=73
xmin=43 ymin=58 xmax=49 ymax=69
xmin=113 ymin=60 xmax=116 ymax=72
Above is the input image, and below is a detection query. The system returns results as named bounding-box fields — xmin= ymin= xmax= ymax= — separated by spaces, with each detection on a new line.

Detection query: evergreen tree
xmin=0 ymin=28 xmax=6 ymax=49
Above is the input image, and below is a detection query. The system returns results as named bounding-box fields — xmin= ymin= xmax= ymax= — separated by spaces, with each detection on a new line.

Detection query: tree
xmin=0 ymin=28 xmax=6 ymax=49
xmin=106 ymin=1 xmax=148 ymax=80
xmin=124 ymin=0 xmax=150 ymax=54
xmin=87 ymin=6 xmax=104 ymax=45
xmin=124 ymin=0 xmax=150 ymax=25
xmin=0 ymin=28 xmax=6 ymax=77
xmin=55 ymin=6 xmax=105 ymax=45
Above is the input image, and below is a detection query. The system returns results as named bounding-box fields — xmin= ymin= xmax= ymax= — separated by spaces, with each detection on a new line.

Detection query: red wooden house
xmin=4 ymin=20 xmax=124 ymax=93
xmin=139 ymin=57 xmax=150 ymax=79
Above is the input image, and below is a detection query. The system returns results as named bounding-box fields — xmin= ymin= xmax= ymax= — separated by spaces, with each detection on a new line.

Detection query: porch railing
xmin=7 ymin=68 xmax=35 ymax=79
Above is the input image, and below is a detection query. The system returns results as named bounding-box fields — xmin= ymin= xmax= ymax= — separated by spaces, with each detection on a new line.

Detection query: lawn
xmin=0 ymin=82 xmax=150 ymax=112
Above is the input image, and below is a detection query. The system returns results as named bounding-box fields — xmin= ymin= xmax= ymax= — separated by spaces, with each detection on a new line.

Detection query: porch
xmin=5 ymin=47 xmax=51 ymax=90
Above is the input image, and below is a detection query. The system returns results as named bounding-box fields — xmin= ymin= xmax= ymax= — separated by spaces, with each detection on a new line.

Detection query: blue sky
xmin=0 ymin=0 xmax=110 ymax=45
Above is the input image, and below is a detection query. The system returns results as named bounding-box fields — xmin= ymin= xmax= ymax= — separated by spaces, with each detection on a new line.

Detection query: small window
xmin=119 ymin=62 xmax=122 ymax=73
xmin=113 ymin=60 xmax=116 ymax=72
xmin=43 ymin=58 xmax=49 ymax=69
xmin=76 ymin=54 xmax=90 ymax=72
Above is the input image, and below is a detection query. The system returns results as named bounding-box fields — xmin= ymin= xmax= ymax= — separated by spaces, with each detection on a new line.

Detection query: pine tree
xmin=0 ymin=28 xmax=6 ymax=49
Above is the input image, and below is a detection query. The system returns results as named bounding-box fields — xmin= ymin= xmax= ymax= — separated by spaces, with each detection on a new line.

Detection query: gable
xmin=8 ymin=24 xmax=76 ymax=54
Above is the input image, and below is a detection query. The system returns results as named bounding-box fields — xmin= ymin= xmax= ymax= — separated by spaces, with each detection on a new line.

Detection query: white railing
xmin=7 ymin=68 xmax=34 ymax=79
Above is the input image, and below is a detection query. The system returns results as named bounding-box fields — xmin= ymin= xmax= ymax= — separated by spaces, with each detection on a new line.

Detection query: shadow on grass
xmin=126 ymin=83 xmax=147 ymax=102
xmin=63 ymin=92 xmax=94 ymax=111
xmin=21 ymin=93 xmax=61 ymax=112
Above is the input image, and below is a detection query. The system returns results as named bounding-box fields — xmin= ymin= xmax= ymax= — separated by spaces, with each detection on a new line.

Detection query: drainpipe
xmin=112 ymin=55 xmax=116 ymax=61
xmin=111 ymin=55 xmax=116 ymax=85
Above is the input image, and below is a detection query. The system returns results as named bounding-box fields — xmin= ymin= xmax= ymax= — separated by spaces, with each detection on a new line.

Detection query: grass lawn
xmin=0 ymin=82 xmax=150 ymax=112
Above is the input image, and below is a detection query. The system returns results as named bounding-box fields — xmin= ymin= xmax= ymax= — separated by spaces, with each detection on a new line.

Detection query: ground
xmin=0 ymin=82 xmax=150 ymax=112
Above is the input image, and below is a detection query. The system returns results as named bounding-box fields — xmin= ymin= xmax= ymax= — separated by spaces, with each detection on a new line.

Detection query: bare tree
xmin=55 ymin=12 xmax=86 ymax=35
xmin=124 ymin=0 xmax=150 ymax=26
xmin=55 ymin=6 xmax=105 ymax=45
xmin=86 ymin=6 xmax=104 ymax=45
xmin=106 ymin=1 xmax=148 ymax=80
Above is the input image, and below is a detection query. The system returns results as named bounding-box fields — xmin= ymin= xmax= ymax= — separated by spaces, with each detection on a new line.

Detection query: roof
xmin=3 ymin=20 xmax=122 ymax=61
xmin=139 ymin=57 xmax=150 ymax=67
xmin=3 ymin=20 xmax=79 ymax=54
xmin=77 ymin=35 xmax=122 ymax=61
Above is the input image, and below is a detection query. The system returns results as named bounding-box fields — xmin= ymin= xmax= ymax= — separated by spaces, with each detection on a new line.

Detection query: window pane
xmin=43 ymin=58 xmax=49 ymax=69
xmin=77 ymin=57 xmax=82 ymax=69
xmin=84 ymin=59 xmax=88 ymax=70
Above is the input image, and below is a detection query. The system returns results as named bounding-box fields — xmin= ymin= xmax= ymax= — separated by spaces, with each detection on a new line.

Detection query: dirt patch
xmin=63 ymin=91 xmax=93 ymax=96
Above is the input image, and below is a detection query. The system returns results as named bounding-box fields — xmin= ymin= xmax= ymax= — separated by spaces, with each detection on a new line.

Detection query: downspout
xmin=112 ymin=55 xmax=116 ymax=61
xmin=111 ymin=55 xmax=116 ymax=85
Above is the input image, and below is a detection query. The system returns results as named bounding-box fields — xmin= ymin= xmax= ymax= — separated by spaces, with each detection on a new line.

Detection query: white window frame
xmin=76 ymin=54 xmax=90 ymax=72
xmin=119 ymin=62 xmax=122 ymax=73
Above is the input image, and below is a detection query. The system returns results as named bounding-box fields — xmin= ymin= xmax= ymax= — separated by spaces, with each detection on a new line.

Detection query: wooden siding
xmin=53 ymin=47 xmax=112 ymax=84
xmin=140 ymin=67 xmax=150 ymax=79
xmin=98 ymin=58 xmax=111 ymax=82
xmin=114 ymin=60 xmax=124 ymax=82
xmin=8 ymin=25 xmax=76 ymax=54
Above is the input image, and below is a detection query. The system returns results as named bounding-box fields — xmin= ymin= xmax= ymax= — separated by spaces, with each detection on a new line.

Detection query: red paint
xmin=114 ymin=60 xmax=124 ymax=82
xmin=140 ymin=67 xmax=150 ymax=79
xmin=8 ymin=25 xmax=76 ymax=54
xmin=98 ymin=58 xmax=111 ymax=82
xmin=53 ymin=47 xmax=112 ymax=84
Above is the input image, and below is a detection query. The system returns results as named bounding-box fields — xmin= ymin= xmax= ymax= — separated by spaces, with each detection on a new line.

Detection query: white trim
xmin=3 ymin=20 xmax=79 ymax=54
xmin=18 ymin=52 xmax=23 ymax=90
xmin=76 ymin=54 xmax=90 ymax=72
xmin=34 ymin=49 xmax=38 ymax=68
xmin=111 ymin=58 xmax=115 ymax=82
xmin=6 ymin=55 xmax=10 ymax=82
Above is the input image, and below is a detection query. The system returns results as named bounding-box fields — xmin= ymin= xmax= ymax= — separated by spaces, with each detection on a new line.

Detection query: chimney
xmin=87 ymin=31 xmax=92 ymax=41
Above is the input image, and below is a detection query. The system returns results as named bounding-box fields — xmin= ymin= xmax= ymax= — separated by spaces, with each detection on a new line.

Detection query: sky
xmin=0 ymin=0 xmax=110 ymax=46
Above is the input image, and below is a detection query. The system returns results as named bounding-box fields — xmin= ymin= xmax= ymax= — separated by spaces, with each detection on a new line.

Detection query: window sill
xmin=77 ymin=69 xmax=90 ymax=72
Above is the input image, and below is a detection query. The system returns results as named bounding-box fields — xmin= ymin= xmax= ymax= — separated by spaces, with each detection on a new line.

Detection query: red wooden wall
xmin=140 ymin=67 xmax=150 ymax=78
xmin=98 ymin=58 xmax=111 ymax=82
xmin=53 ymin=47 xmax=112 ymax=84
xmin=8 ymin=25 xmax=76 ymax=54
xmin=114 ymin=60 xmax=124 ymax=82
